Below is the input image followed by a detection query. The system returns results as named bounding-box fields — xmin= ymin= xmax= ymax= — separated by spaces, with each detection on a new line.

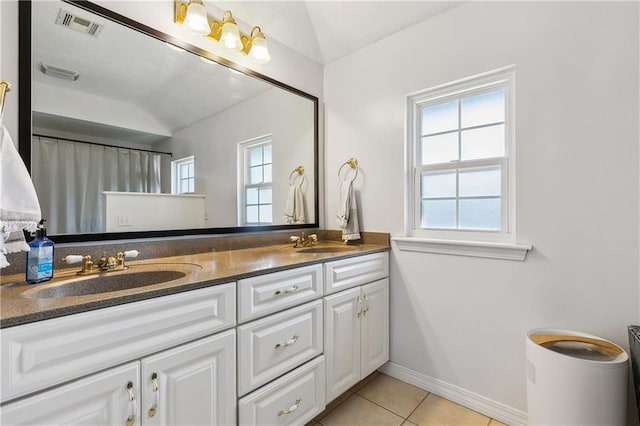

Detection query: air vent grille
xmin=55 ymin=8 xmax=103 ymax=38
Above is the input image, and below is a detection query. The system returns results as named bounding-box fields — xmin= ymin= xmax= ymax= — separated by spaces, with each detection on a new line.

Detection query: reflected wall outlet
xmin=117 ymin=214 xmax=132 ymax=227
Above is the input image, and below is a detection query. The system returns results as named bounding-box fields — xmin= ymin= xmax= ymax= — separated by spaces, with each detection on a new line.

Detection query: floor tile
xmin=408 ymin=394 xmax=491 ymax=426
xmin=313 ymin=390 xmax=353 ymax=421
xmin=489 ymin=420 xmax=508 ymax=426
xmin=402 ymin=421 xmax=419 ymax=426
xmin=356 ymin=373 xmax=428 ymax=418
xmin=319 ymin=393 xmax=404 ymax=426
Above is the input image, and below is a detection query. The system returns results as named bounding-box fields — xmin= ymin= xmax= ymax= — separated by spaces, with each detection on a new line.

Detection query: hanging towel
xmin=284 ymin=184 xmax=305 ymax=224
xmin=0 ymin=124 xmax=41 ymax=268
xmin=336 ymin=180 xmax=361 ymax=242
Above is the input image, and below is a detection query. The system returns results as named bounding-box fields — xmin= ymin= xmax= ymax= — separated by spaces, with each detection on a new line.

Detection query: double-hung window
xmin=239 ymin=136 xmax=273 ymax=226
xmin=171 ymin=156 xmax=195 ymax=194
xmin=406 ymin=66 xmax=516 ymax=242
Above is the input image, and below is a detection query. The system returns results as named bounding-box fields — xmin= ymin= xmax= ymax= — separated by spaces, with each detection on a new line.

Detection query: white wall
xmin=324 ymin=1 xmax=639 ymax=421
xmin=157 ymin=87 xmax=315 ymax=227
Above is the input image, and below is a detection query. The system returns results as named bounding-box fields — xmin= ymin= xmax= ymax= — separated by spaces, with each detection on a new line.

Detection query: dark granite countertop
xmin=0 ymin=241 xmax=389 ymax=328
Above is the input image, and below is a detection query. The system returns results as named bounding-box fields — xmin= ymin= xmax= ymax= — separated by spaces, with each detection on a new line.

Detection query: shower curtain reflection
xmin=31 ymin=136 xmax=167 ymax=234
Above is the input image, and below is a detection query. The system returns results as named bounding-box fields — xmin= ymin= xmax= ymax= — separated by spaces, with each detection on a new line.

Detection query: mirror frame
xmin=18 ymin=0 xmax=319 ymax=243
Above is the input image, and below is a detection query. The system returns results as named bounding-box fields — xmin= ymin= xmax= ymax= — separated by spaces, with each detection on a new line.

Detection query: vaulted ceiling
xmin=206 ymin=1 xmax=462 ymax=64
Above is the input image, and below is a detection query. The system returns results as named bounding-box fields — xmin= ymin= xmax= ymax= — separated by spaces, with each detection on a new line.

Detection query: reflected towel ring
xmin=338 ymin=158 xmax=358 ymax=182
xmin=289 ymin=165 xmax=306 ymax=187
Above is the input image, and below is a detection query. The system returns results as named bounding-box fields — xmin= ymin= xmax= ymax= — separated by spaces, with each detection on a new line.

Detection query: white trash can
xmin=526 ymin=328 xmax=628 ymax=425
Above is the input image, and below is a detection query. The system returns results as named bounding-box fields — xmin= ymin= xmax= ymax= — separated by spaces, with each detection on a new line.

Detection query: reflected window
xmin=407 ymin=67 xmax=516 ymax=239
xmin=239 ymin=136 xmax=272 ymax=225
xmin=171 ymin=156 xmax=195 ymax=194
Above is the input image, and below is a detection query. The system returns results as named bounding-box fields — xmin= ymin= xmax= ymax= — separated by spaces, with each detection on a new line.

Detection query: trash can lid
xmin=529 ymin=333 xmax=624 ymax=362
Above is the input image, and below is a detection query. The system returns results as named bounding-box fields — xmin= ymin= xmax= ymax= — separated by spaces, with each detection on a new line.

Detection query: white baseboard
xmin=378 ymin=362 xmax=528 ymax=426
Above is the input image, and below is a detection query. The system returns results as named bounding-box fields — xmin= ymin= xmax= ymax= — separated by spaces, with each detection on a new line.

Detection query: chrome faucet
xmin=62 ymin=250 xmax=140 ymax=275
xmin=290 ymin=233 xmax=317 ymax=248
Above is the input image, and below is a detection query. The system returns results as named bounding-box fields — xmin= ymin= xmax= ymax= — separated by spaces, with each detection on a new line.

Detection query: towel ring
xmin=338 ymin=158 xmax=359 ymax=182
xmin=289 ymin=166 xmax=306 ymax=187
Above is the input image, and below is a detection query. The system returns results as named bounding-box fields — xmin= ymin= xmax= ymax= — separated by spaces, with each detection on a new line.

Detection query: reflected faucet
xmin=290 ymin=233 xmax=317 ymax=248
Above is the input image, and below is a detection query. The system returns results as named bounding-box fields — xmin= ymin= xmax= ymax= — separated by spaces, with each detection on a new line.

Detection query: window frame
xmin=405 ymin=66 xmax=517 ymax=243
xmin=237 ymin=135 xmax=273 ymax=226
xmin=171 ymin=155 xmax=195 ymax=194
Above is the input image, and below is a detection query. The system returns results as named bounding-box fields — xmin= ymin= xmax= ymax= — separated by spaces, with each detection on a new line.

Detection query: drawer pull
xmin=274 ymin=285 xmax=299 ymax=296
xmin=356 ymin=295 xmax=363 ymax=318
xmin=363 ymin=294 xmax=370 ymax=317
xmin=125 ymin=381 xmax=137 ymax=426
xmin=148 ymin=372 xmax=160 ymax=417
xmin=274 ymin=334 xmax=299 ymax=350
xmin=277 ymin=398 xmax=302 ymax=416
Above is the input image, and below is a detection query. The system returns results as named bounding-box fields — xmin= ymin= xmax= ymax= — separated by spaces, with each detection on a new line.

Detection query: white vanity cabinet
xmin=1 ymin=331 xmax=236 ymax=426
xmin=0 ymin=284 xmax=237 ymax=426
xmin=324 ymin=253 xmax=389 ymax=403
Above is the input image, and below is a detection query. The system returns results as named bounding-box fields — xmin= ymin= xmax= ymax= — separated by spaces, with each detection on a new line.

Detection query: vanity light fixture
xmin=174 ymin=0 xmax=271 ymax=64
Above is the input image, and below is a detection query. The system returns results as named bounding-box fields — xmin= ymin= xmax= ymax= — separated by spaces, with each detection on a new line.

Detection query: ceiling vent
xmin=40 ymin=63 xmax=80 ymax=82
xmin=55 ymin=8 xmax=103 ymax=37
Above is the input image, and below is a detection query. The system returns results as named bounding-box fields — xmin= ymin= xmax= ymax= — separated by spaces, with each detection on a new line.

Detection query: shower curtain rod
xmin=32 ymin=133 xmax=173 ymax=157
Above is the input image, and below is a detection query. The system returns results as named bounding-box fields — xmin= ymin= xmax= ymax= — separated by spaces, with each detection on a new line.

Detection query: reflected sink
xmin=23 ymin=263 xmax=201 ymax=299
xmin=296 ymin=246 xmax=358 ymax=254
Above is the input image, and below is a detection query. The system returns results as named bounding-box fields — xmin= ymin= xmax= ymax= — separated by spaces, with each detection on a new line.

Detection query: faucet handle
xmin=308 ymin=234 xmax=318 ymax=242
xmin=62 ymin=255 xmax=85 ymax=264
xmin=123 ymin=250 xmax=139 ymax=259
xmin=289 ymin=236 xmax=300 ymax=242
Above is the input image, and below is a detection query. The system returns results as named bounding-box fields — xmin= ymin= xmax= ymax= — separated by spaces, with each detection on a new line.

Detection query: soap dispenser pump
xmin=26 ymin=219 xmax=54 ymax=284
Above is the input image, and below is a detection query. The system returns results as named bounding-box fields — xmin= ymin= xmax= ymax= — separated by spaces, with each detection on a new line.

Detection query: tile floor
xmin=308 ymin=372 xmax=508 ymax=426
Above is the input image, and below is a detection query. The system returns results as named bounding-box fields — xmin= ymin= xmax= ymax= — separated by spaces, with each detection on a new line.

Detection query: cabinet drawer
xmin=238 ymin=264 xmax=323 ymax=323
xmin=1 ymin=283 xmax=236 ymax=403
xmin=324 ymin=252 xmax=389 ymax=294
xmin=238 ymin=300 xmax=323 ymax=395
xmin=239 ymin=356 xmax=325 ymax=426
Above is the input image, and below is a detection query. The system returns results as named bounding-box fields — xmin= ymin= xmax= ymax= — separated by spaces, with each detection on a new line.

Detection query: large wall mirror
xmin=18 ymin=0 xmax=318 ymax=243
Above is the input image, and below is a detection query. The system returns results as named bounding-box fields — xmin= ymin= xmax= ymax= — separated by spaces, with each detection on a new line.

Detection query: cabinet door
xmin=1 ymin=362 xmax=140 ymax=426
xmin=140 ymin=330 xmax=236 ymax=426
xmin=360 ymin=278 xmax=390 ymax=378
xmin=324 ymin=287 xmax=361 ymax=403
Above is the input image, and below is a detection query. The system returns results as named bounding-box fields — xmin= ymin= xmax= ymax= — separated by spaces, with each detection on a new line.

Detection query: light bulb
xmin=221 ymin=21 xmax=242 ymax=51
xmin=183 ymin=0 xmax=210 ymax=36
xmin=249 ymin=35 xmax=270 ymax=64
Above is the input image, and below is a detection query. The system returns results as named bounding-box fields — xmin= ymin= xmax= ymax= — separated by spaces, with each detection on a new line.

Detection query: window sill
xmin=392 ymin=237 xmax=533 ymax=261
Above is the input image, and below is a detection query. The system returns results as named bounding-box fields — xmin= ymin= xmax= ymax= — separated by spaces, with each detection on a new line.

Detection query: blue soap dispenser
xmin=26 ymin=219 xmax=55 ymax=284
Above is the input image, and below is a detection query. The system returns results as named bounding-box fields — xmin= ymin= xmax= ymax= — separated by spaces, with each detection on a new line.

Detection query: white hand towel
xmin=336 ymin=180 xmax=360 ymax=242
xmin=284 ymin=184 xmax=305 ymax=224
xmin=0 ymin=124 xmax=41 ymax=267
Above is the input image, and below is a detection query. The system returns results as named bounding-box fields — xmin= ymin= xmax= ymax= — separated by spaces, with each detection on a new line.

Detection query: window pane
xmin=259 ymin=187 xmax=272 ymax=204
xmin=263 ymin=164 xmax=272 ymax=183
xmin=250 ymin=166 xmax=263 ymax=184
xmin=263 ymin=144 xmax=272 ymax=163
xmin=421 ymin=199 xmax=456 ymax=229
xmin=246 ymin=206 xmax=258 ymax=223
xmin=180 ymin=180 xmax=189 ymax=193
xmin=188 ymin=162 xmax=194 ymax=177
xmin=246 ymin=187 xmax=258 ymax=204
xmin=461 ymin=89 xmax=504 ymax=128
xmin=421 ymin=100 xmax=458 ymax=135
xmin=421 ymin=172 xmax=456 ymax=198
xmin=461 ymin=124 xmax=505 ymax=160
xmin=421 ymin=132 xmax=458 ymax=165
xmin=459 ymin=168 xmax=501 ymax=197
xmin=188 ymin=178 xmax=194 ymax=193
xmin=249 ymin=147 xmax=262 ymax=166
xmin=179 ymin=163 xmax=189 ymax=176
xmin=459 ymin=198 xmax=501 ymax=230
xmin=259 ymin=205 xmax=272 ymax=223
